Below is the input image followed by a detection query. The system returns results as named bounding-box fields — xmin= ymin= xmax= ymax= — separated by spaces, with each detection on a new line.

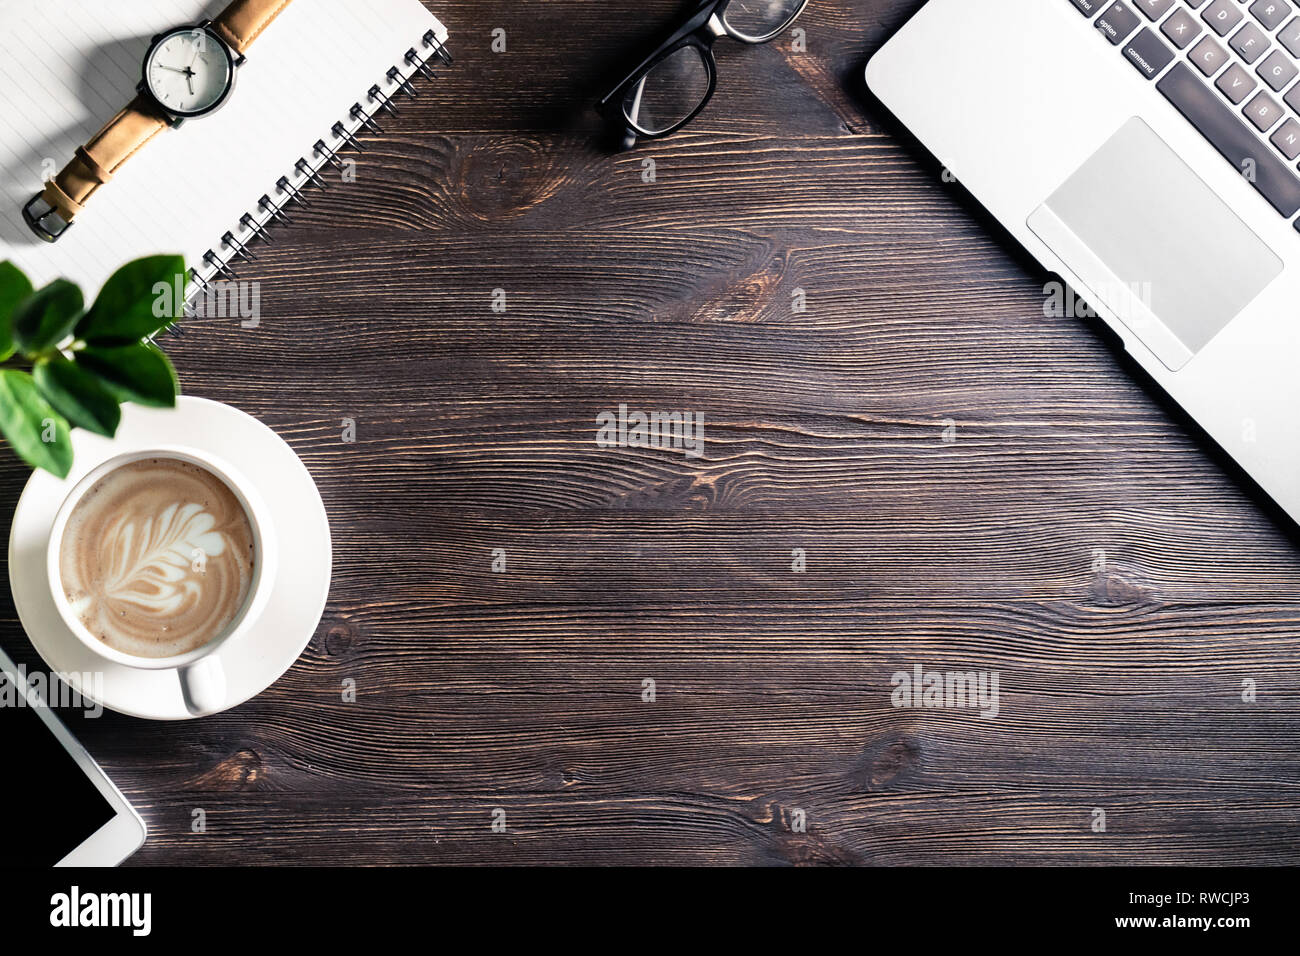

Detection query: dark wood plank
xmin=2 ymin=0 xmax=1299 ymax=865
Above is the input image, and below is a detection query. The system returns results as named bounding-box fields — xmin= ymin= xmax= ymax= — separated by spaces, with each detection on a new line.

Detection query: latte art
xmin=59 ymin=458 xmax=256 ymax=659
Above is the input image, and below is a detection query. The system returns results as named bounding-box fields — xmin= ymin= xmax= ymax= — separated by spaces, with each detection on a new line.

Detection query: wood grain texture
xmin=2 ymin=0 xmax=1300 ymax=865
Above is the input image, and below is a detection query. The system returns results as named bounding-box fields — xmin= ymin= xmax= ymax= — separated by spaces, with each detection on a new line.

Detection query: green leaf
xmin=32 ymin=357 xmax=121 ymax=437
xmin=76 ymin=343 xmax=179 ymax=408
xmin=0 ymin=261 xmax=33 ymax=362
xmin=0 ymin=370 xmax=73 ymax=477
xmin=76 ymin=255 xmax=186 ymax=343
xmin=12 ymin=279 xmax=84 ymax=354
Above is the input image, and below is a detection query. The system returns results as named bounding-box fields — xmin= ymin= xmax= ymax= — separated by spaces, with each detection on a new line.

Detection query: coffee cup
xmin=45 ymin=445 xmax=278 ymax=716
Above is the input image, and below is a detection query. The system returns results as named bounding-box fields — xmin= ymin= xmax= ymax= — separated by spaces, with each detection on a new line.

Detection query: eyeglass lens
xmin=721 ymin=0 xmax=805 ymax=42
xmin=623 ymin=45 xmax=712 ymax=135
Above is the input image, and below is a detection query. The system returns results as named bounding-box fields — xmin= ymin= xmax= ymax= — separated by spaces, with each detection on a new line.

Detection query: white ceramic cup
xmin=45 ymin=445 xmax=278 ymax=716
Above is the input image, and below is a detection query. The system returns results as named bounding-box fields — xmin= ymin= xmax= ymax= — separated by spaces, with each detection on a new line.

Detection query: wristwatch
xmin=23 ymin=0 xmax=293 ymax=242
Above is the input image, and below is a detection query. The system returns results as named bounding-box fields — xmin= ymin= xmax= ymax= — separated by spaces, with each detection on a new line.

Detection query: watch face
xmin=143 ymin=28 xmax=233 ymax=117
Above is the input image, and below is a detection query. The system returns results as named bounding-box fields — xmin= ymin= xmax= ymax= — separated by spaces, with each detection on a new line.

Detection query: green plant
xmin=0 ymin=256 xmax=183 ymax=478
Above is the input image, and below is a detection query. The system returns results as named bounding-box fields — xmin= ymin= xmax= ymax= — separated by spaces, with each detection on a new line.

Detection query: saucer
xmin=8 ymin=397 xmax=332 ymax=720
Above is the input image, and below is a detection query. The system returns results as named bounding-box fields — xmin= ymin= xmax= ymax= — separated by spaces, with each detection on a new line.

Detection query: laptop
xmin=867 ymin=0 xmax=1300 ymax=524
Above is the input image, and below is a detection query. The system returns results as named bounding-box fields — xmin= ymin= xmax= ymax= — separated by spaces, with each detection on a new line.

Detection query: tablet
xmin=0 ymin=645 xmax=146 ymax=866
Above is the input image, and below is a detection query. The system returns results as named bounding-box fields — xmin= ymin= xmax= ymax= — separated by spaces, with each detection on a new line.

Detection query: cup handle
xmin=179 ymin=657 xmax=227 ymax=716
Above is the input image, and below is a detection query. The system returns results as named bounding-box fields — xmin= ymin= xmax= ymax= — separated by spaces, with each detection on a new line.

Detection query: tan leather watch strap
xmin=40 ymin=93 xmax=169 ymax=225
xmin=212 ymin=0 xmax=293 ymax=56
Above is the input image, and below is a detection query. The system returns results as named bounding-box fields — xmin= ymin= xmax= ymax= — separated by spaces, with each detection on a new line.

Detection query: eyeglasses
xmin=597 ymin=0 xmax=809 ymax=149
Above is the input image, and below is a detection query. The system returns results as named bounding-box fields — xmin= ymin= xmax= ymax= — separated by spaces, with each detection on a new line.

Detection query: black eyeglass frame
xmin=597 ymin=0 xmax=809 ymax=145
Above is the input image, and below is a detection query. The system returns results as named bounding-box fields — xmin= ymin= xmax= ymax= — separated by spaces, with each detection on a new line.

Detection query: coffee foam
xmin=59 ymin=458 xmax=256 ymax=659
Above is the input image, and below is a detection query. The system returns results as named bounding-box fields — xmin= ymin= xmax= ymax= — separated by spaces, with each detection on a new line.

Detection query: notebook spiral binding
xmin=183 ymin=28 xmax=452 ymax=314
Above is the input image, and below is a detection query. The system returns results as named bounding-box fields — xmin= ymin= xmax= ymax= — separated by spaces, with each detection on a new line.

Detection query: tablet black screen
xmin=1 ymin=666 xmax=118 ymax=865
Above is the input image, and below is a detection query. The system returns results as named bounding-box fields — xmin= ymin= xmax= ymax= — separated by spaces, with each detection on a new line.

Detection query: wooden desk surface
xmin=3 ymin=0 xmax=1298 ymax=865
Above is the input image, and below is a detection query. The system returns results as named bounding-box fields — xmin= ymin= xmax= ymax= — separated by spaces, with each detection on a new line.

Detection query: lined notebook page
xmin=0 ymin=0 xmax=446 ymax=295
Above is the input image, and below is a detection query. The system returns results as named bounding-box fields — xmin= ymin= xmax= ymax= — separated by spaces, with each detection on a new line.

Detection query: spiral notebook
xmin=0 ymin=0 xmax=449 ymax=297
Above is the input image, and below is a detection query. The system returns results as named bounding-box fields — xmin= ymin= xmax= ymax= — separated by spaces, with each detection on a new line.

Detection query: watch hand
xmin=185 ymin=73 xmax=194 ymax=95
xmin=158 ymin=64 xmax=189 ymax=74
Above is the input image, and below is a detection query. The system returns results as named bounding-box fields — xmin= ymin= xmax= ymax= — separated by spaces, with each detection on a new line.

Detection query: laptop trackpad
xmin=1027 ymin=117 xmax=1282 ymax=371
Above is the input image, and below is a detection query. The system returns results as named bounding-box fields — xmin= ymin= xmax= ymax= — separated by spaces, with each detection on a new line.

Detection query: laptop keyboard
xmin=1071 ymin=0 xmax=1300 ymax=223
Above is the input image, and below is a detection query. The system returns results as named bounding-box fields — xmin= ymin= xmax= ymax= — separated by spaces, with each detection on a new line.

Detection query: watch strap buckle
xmin=22 ymin=192 xmax=73 ymax=243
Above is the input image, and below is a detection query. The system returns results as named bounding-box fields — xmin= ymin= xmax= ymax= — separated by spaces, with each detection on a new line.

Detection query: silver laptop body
xmin=867 ymin=0 xmax=1300 ymax=523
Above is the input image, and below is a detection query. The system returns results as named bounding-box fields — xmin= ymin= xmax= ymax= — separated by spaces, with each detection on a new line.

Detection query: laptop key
xmin=1284 ymin=75 xmax=1300 ymax=112
xmin=1229 ymin=21 xmax=1270 ymax=64
xmin=1278 ymin=17 xmax=1300 ymax=58
xmin=1245 ymin=90 xmax=1285 ymax=131
xmin=1161 ymin=8 xmax=1202 ymax=49
xmin=1270 ymin=117 xmax=1300 ymax=160
xmin=1217 ymin=62 xmax=1258 ymax=103
xmin=1123 ymin=28 xmax=1176 ymax=77
xmin=1068 ymin=0 xmax=1106 ymax=13
xmin=1096 ymin=2 xmax=1142 ymax=44
xmin=1202 ymin=0 xmax=1244 ymax=36
xmin=1134 ymin=0 xmax=1174 ymax=18
xmin=1258 ymin=49 xmax=1299 ymax=91
xmin=1190 ymin=35 xmax=1229 ymax=75
xmin=1157 ymin=62 xmax=1300 ymax=216
xmin=1250 ymin=0 xmax=1293 ymax=32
